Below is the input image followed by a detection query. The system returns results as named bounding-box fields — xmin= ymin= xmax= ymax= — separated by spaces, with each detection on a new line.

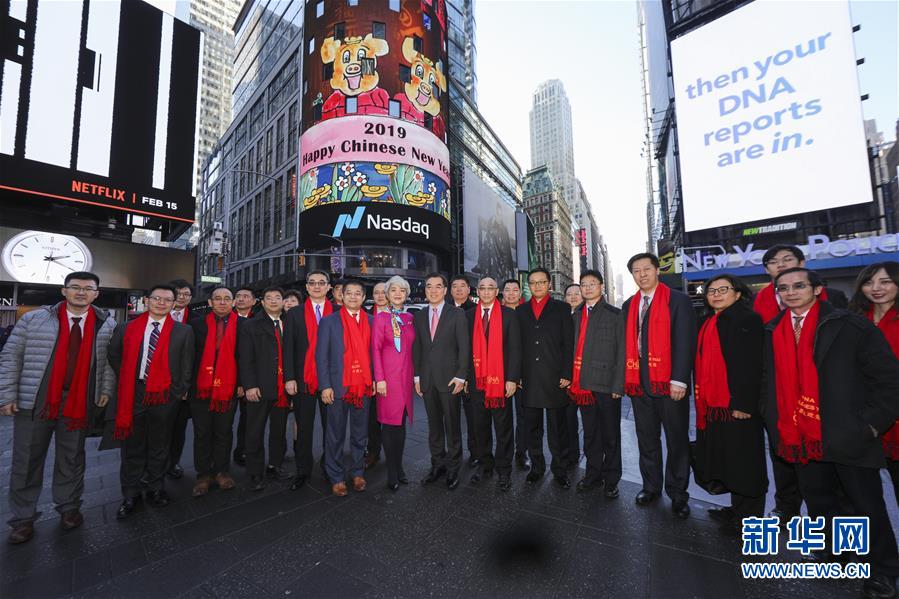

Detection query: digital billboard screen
xmin=463 ymin=167 xmax=517 ymax=282
xmin=298 ymin=0 xmax=450 ymax=234
xmin=671 ymin=0 xmax=871 ymax=232
xmin=0 ymin=0 xmax=201 ymax=223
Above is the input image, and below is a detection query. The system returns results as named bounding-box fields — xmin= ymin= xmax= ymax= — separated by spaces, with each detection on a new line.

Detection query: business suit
xmin=452 ymin=299 xmax=481 ymax=460
xmin=412 ymin=302 xmax=470 ymax=474
xmin=518 ymin=298 xmax=574 ymax=477
xmin=168 ymin=315 xmax=203 ymax=473
xmin=315 ymin=310 xmax=373 ymax=484
xmin=466 ymin=305 xmax=521 ymax=475
xmin=621 ymin=286 xmax=697 ymax=502
xmin=238 ymin=313 xmax=290 ymax=481
xmin=573 ymin=300 xmax=625 ymax=488
xmin=232 ymin=310 xmax=256 ymax=464
xmin=107 ymin=317 xmax=194 ymax=498
xmin=189 ymin=315 xmax=241 ymax=479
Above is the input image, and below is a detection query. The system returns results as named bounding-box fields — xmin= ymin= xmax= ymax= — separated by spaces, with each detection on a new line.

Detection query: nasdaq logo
xmin=331 ymin=206 xmax=366 ymax=237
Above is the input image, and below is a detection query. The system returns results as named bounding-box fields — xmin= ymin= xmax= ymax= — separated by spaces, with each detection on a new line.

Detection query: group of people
xmin=2 ymin=244 xmax=898 ymax=597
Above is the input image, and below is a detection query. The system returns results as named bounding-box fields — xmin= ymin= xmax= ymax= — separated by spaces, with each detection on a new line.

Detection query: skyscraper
xmin=447 ymin=0 xmax=478 ymax=104
xmin=523 ymin=165 xmax=573 ymax=297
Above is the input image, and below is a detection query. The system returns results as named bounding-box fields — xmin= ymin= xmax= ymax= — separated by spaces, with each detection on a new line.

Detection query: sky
xmin=475 ymin=0 xmax=898 ymax=297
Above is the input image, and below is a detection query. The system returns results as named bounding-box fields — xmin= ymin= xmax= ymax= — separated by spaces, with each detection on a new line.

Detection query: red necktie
xmin=63 ymin=317 xmax=82 ymax=390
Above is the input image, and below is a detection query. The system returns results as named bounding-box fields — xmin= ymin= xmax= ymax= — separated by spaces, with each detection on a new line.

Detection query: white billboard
xmin=462 ymin=167 xmax=517 ymax=282
xmin=671 ymin=0 xmax=871 ymax=232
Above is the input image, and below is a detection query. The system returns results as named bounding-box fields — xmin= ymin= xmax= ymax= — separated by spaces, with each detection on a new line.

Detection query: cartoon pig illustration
xmin=320 ymin=34 xmax=390 ymax=120
xmin=393 ymin=37 xmax=447 ymax=140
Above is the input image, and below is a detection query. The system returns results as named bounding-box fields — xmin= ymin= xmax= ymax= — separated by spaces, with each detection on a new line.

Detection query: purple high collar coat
xmin=372 ymin=311 xmax=415 ymax=425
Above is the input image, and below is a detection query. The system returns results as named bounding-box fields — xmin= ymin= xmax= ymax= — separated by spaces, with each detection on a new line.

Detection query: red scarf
xmin=624 ymin=284 xmax=672 ymax=397
xmin=868 ymin=306 xmax=899 ymax=460
xmin=772 ymin=301 xmax=823 ymax=464
xmin=274 ymin=318 xmax=288 ymax=408
xmin=568 ymin=305 xmax=595 ymax=406
xmin=303 ymin=301 xmax=333 ymax=393
xmin=196 ymin=313 xmax=238 ymax=412
xmin=755 ymin=283 xmax=829 ymax=324
xmin=693 ymin=312 xmax=732 ymax=430
xmin=340 ymin=308 xmax=372 ymax=408
xmin=472 ymin=304 xmax=505 ymax=408
xmin=43 ymin=304 xmax=96 ymax=431
xmin=530 ymin=296 xmax=548 ymax=320
xmin=115 ymin=313 xmax=174 ymax=439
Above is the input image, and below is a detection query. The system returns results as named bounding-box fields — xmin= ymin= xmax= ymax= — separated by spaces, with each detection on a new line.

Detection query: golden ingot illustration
xmin=404 ymin=192 xmax=434 ymax=206
xmin=374 ymin=163 xmax=397 ymax=175
xmin=361 ymin=185 xmax=388 ymax=198
xmin=304 ymin=184 xmax=332 ymax=208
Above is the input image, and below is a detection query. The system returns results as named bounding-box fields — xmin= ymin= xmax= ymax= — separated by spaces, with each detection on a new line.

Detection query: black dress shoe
xmin=604 ymin=484 xmax=620 ymax=499
xmin=147 ymin=490 xmax=169 ymax=507
xmin=498 ymin=474 xmax=512 ymax=491
xmin=116 ymin=496 xmax=142 ymax=520
xmin=672 ymin=499 xmax=691 ymax=519
xmin=421 ymin=466 xmax=447 ymax=484
xmin=447 ymin=472 xmax=460 ymax=489
xmin=515 ymin=454 xmax=531 ymax=470
xmin=387 ymin=482 xmax=399 ymax=492
xmin=862 ymin=574 xmax=896 ymax=599
xmin=635 ymin=490 xmax=659 ymax=506
xmin=167 ymin=464 xmax=184 ymax=480
xmin=576 ymin=478 xmax=598 ymax=492
xmin=526 ymin=470 xmax=543 ymax=484
xmin=468 ymin=456 xmax=481 ymax=468
xmin=249 ymin=477 xmax=265 ymax=492
xmin=289 ymin=475 xmax=308 ymax=491
xmin=398 ymin=474 xmax=409 ymax=485
xmin=708 ymin=506 xmax=735 ymax=523
xmin=233 ymin=452 xmax=246 ymax=467
xmin=554 ymin=473 xmax=571 ymax=489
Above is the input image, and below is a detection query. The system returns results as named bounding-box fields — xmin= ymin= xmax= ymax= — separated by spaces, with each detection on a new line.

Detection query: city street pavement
xmin=1 ymin=395 xmax=893 ymax=598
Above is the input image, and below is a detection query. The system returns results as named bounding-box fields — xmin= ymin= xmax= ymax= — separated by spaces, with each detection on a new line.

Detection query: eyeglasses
xmin=765 ymin=257 xmax=799 ymax=267
xmin=307 ymin=280 xmax=328 ymax=287
xmin=529 ymin=280 xmax=549 ymax=286
xmin=210 ymin=296 xmax=233 ymax=302
xmin=580 ymin=282 xmax=600 ymax=289
xmin=706 ymin=286 xmax=734 ymax=296
xmin=477 ymin=286 xmax=497 ymax=291
xmin=776 ymin=282 xmax=810 ymax=293
xmin=64 ymin=285 xmax=98 ymax=293
xmin=176 ymin=291 xmax=192 ymax=298
xmin=148 ymin=296 xmax=175 ymax=304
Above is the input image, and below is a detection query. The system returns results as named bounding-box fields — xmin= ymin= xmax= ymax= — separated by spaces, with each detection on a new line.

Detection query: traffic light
xmin=360 ymin=257 xmax=368 ymax=275
xmin=298 ymin=253 xmax=306 ymax=267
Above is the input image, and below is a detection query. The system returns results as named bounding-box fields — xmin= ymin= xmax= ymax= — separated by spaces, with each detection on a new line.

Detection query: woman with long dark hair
xmin=850 ymin=261 xmax=899 ymax=504
xmin=693 ymin=274 xmax=768 ymax=535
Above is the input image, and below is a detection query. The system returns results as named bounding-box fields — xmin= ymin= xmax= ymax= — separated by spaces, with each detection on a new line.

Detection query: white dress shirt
xmin=66 ymin=309 xmax=88 ymax=334
xmin=139 ymin=315 xmax=168 ymax=379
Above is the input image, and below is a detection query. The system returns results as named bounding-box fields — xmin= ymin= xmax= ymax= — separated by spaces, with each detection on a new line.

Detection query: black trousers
xmin=292 ymin=392 xmax=327 ymax=477
xmin=580 ymin=393 xmax=622 ymax=487
xmin=244 ymin=400 xmax=289 ymax=479
xmin=234 ymin=398 xmax=247 ymax=457
xmin=120 ymin=385 xmax=178 ymax=497
xmin=470 ymin=392 xmax=514 ymax=475
xmin=367 ymin=395 xmax=382 ymax=457
xmin=888 ymin=459 xmax=899 ymax=507
xmin=383 ymin=411 xmax=408 ymax=485
xmin=189 ymin=397 xmax=237 ymax=477
xmin=168 ymin=399 xmax=191 ymax=468
xmin=525 ymin=406 xmax=569 ymax=477
xmin=566 ymin=403 xmax=580 ymax=464
xmin=514 ymin=393 xmax=527 ymax=458
xmin=461 ymin=392 xmax=488 ymax=457
xmin=631 ymin=393 xmax=690 ymax=501
xmin=422 ymin=386 xmax=462 ymax=473
xmin=796 ymin=461 xmax=899 ymax=577
xmin=769 ymin=440 xmax=803 ymax=515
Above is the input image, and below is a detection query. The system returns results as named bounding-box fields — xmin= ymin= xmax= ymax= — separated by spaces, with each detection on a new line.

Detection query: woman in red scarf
xmin=851 ymin=261 xmax=899 ymax=506
xmin=693 ymin=275 xmax=767 ymax=536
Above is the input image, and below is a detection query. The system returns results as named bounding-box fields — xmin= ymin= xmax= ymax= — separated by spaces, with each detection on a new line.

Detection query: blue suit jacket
xmin=315 ymin=310 xmax=374 ymax=399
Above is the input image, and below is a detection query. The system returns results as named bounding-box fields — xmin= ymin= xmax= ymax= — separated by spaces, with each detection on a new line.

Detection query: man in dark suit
xmin=502 ymin=278 xmax=531 ymax=471
xmin=752 ymin=244 xmax=848 ymax=524
xmin=762 ymin=267 xmax=899 ymax=598
xmin=413 ymin=272 xmax=471 ymax=489
xmin=232 ymin=286 xmax=257 ymax=467
xmin=187 ymin=286 xmax=243 ymax=497
xmin=518 ymin=267 xmax=575 ymax=488
xmin=238 ymin=287 xmax=290 ymax=491
xmin=107 ymin=284 xmax=194 ymax=519
xmin=450 ymin=275 xmax=480 ymax=467
xmin=465 ymin=277 xmax=521 ymax=491
xmin=166 ymin=279 xmax=198 ymax=481
xmin=315 ymin=280 xmax=374 ymax=497
xmin=284 ymin=271 xmax=338 ymax=489
xmin=622 ymin=253 xmax=697 ymax=518
xmin=570 ymin=270 xmax=624 ymax=499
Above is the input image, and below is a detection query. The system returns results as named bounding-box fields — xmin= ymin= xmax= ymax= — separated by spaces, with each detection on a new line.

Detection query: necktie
xmin=482 ymin=308 xmax=490 ymax=338
xmin=587 ymin=304 xmax=593 ymax=316
xmin=793 ymin=315 xmax=804 ymax=345
xmin=638 ymin=296 xmax=650 ymax=358
xmin=273 ymin=318 xmax=282 ymax=337
xmin=64 ymin=317 xmax=83 ymax=390
xmin=315 ymin=303 xmax=322 ymax=324
xmin=173 ymin=310 xmax=182 ymax=323
xmin=144 ymin=321 xmax=160 ymax=379
xmin=430 ymin=307 xmax=439 ymax=340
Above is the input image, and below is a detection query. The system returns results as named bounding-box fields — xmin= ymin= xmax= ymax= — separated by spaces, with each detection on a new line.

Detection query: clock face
xmin=1 ymin=231 xmax=94 ymax=285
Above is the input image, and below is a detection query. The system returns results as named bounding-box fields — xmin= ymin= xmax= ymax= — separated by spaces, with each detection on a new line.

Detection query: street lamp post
xmin=319 ymin=233 xmax=345 ymax=276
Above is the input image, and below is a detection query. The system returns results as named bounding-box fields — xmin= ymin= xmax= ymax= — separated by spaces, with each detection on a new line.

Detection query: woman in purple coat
xmin=372 ymin=275 xmax=416 ymax=491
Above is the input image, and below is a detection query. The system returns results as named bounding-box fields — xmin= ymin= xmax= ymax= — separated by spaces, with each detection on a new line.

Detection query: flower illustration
xmin=428 ymin=182 xmax=437 ymax=195
xmin=340 ymin=163 xmax=356 ymax=176
xmin=336 ymin=176 xmax=351 ymax=191
xmin=413 ymin=170 xmax=424 ymax=183
xmin=308 ymin=168 xmax=319 ymax=181
xmin=353 ymin=172 xmax=368 ymax=187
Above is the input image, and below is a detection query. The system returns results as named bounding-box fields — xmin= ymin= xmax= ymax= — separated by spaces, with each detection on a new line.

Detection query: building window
xmin=322 ymin=62 xmax=333 ymax=80
xmin=334 ymin=22 xmax=345 ymax=39
xmin=389 ymin=0 xmax=400 ymax=11
xmin=388 ymin=99 xmax=401 ymax=118
xmin=372 ymin=21 xmax=386 ymax=40
xmin=399 ymin=64 xmax=410 ymax=83
xmin=424 ymin=112 xmax=432 ymax=131
xmin=423 ymin=13 xmax=431 ymax=30
xmin=308 ymin=37 xmax=315 ymax=55
xmin=346 ymin=97 xmax=358 ymax=114
xmin=348 ymin=0 xmax=358 ymax=6
xmin=316 ymin=1 xmax=324 ymax=18
xmin=412 ymin=35 xmax=422 ymax=53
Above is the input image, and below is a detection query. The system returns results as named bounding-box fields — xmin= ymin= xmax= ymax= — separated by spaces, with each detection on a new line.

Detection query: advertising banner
xmin=462 ymin=167 xmax=516 ymax=282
